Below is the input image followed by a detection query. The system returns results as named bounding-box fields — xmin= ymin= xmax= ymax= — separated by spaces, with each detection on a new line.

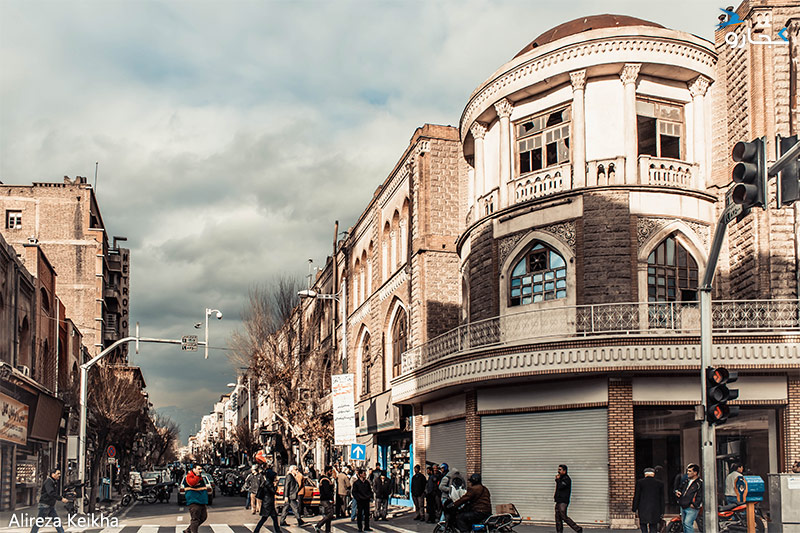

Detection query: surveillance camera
xmin=216 ymin=311 xmax=223 ymax=320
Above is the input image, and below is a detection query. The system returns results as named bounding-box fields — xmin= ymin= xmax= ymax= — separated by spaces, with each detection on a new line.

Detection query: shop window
xmin=637 ymin=99 xmax=684 ymax=160
xmin=516 ymin=107 xmax=571 ymax=175
xmin=5 ymin=210 xmax=22 ymax=229
xmin=392 ymin=309 xmax=408 ymax=378
xmin=509 ymin=242 xmax=567 ymax=306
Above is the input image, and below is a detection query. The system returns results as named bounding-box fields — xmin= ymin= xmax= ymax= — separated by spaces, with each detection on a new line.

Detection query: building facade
xmin=389 ymin=10 xmax=799 ymax=528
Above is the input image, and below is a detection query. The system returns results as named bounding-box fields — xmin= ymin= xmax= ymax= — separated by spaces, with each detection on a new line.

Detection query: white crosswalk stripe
xmin=209 ymin=525 xmax=235 ymax=533
xmin=98 ymin=527 xmax=124 ymax=533
xmin=243 ymin=525 xmax=258 ymax=531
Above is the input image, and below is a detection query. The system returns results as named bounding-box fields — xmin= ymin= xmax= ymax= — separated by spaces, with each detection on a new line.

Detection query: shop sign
xmin=356 ymin=390 xmax=400 ymax=436
xmin=0 ymin=391 xmax=28 ymax=445
xmin=331 ymin=374 xmax=356 ymax=445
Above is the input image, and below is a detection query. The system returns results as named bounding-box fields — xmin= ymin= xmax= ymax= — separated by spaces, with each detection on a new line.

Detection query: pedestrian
xmin=452 ymin=473 xmax=492 ymax=533
xmin=793 ymin=460 xmax=800 ymax=473
xmin=554 ymin=464 xmax=583 ymax=533
xmin=370 ymin=463 xmax=382 ymax=488
xmin=30 ymin=469 xmax=69 ymax=533
xmin=675 ymin=464 xmax=703 ymax=533
xmin=724 ymin=463 xmax=744 ymax=505
xmin=425 ymin=466 xmax=439 ymax=523
xmin=314 ymin=466 xmax=336 ymax=533
xmin=336 ymin=465 xmax=351 ymax=518
xmin=253 ymin=470 xmax=282 ymax=533
xmin=279 ymin=465 xmax=305 ymax=527
xmin=632 ymin=468 xmax=664 ymax=533
xmin=246 ymin=465 xmax=261 ymax=514
xmin=352 ymin=469 xmax=374 ymax=532
xmin=350 ymin=468 xmax=359 ymax=521
xmin=308 ymin=465 xmax=318 ymax=480
xmin=182 ymin=465 xmax=209 ymax=533
xmin=411 ymin=464 xmax=427 ymax=520
xmin=438 ymin=463 xmax=465 ymax=517
xmin=373 ymin=471 xmax=392 ymax=521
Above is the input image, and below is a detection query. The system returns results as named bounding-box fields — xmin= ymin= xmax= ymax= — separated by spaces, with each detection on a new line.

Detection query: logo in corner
xmin=717 ymin=8 xmax=744 ymax=30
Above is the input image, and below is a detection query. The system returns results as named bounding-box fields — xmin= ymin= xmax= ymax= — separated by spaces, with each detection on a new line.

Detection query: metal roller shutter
xmin=426 ymin=419 xmax=467 ymax=475
xmin=481 ymin=409 xmax=609 ymax=525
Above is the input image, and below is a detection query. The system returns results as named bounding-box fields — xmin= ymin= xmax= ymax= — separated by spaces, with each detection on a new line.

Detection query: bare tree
xmin=229 ymin=275 xmax=332 ymax=466
xmin=232 ymin=420 xmax=259 ymax=460
xmin=139 ymin=413 xmax=180 ymax=467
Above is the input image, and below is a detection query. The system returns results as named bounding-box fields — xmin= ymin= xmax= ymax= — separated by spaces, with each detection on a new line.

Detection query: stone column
xmin=412 ymin=405 xmax=426 ymax=468
xmin=620 ymin=64 xmax=641 ymax=184
xmin=465 ymin=389 xmax=481 ymax=475
xmin=608 ymin=377 xmax=636 ymax=528
xmin=494 ymin=99 xmax=514 ymax=209
xmin=570 ymin=70 xmax=587 ymax=188
xmin=688 ymin=75 xmax=711 ymax=190
xmin=470 ymin=122 xmax=487 ymax=211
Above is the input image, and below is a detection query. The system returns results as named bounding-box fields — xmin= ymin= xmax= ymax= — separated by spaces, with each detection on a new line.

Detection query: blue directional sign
xmin=350 ymin=444 xmax=366 ymax=461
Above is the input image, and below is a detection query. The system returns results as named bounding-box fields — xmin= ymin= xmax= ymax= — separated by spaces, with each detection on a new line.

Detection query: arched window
xmin=392 ymin=309 xmax=408 ymax=378
xmin=361 ymin=333 xmax=371 ymax=398
xmin=509 ymin=242 xmax=567 ymax=306
xmin=647 ymin=235 xmax=698 ymax=302
xmin=40 ymin=288 xmax=50 ymax=313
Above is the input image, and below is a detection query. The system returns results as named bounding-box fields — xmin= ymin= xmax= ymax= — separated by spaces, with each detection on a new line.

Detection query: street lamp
xmin=298 ymin=288 xmax=345 ymax=368
xmin=204 ymin=308 xmax=223 ymax=359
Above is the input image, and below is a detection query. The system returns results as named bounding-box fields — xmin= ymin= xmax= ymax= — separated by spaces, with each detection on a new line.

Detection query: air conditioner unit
xmin=17 ymin=365 xmax=31 ymax=377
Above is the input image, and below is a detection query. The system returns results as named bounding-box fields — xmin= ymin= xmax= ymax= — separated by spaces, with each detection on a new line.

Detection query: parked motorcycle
xmin=667 ymin=502 xmax=767 ymax=533
xmin=434 ymin=498 xmax=521 ymax=533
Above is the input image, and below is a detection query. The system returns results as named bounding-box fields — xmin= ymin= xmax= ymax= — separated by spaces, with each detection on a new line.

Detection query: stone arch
xmin=638 ymin=222 xmax=706 ymax=304
xmin=385 ymin=298 xmax=408 ymax=380
xmin=382 ymin=222 xmax=391 ymax=282
xmin=356 ymin=325 xmax=372 ymax=398
xmin=400 ymin=198 xmax=410 ymax=264
xmin=391 ymin=210 xmax=401 ymax=270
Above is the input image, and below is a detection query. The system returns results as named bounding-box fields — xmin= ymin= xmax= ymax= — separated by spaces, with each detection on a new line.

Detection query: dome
xmin=513 ymin=14 xmax=665 ymax=58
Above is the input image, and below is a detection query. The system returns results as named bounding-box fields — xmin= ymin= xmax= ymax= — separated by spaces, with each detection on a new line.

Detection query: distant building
xmin=0 ymin=176 xmax=131 ymax=361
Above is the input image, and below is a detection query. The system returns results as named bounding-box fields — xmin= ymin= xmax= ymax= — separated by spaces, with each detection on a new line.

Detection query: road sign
xmin=181 ymin=335 xmax=198 ymax=351
xmin=721 ymin=202 xmax=743 ymax=225
xmin=106 ymin=445 xmax=116 ymax=458
xmin=350 ymin=443 xmax=366 ymax=461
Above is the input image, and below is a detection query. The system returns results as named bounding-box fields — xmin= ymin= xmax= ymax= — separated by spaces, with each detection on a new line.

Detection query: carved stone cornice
xmin=498 ymin=221 xmax=577 ymax=266
xmin=688 ymin=75 xmax=711 ymax=98
xmin=460 ymin=36 xmax=716 ymax=140
xmin=348 ymin=300 xmax=371 ymax=327
xmin=636 ymin=217 xmax=710 ymax=250
xmin=493 ymin=99 xmax=513 ymax=120
xmin=569 ymin=69 xmax=587 ymax=91
xmin=619 ymin=63 xmax=641 ymax=85
xmin=378 ymin=268 xmax=408 ymax=302
xmin=470 ymin=122 xmax=488 ymax=141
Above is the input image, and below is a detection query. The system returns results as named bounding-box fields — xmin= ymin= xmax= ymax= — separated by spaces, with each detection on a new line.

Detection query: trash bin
xmin=101 ymin=477 xmax=111 ymax=502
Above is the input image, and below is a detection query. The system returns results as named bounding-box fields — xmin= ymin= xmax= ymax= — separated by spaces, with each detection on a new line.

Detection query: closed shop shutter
xmin=426 ymin=419 xmax=466 ymax=475
xmin=481 ymin=409 xmax=609 ymax=525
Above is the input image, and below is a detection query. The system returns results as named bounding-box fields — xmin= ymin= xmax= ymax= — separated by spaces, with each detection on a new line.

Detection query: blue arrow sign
xmin=350 ymin=444 xmax=366 ymax=461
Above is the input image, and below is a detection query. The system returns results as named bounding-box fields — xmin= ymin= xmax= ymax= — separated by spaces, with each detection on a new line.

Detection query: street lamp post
xmin=205 ymin=308 xmax=223 ymax=359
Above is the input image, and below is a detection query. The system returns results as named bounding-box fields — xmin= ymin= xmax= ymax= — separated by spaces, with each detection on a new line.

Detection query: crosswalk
xmin=0 ymin=523 xmax=422 ymax=533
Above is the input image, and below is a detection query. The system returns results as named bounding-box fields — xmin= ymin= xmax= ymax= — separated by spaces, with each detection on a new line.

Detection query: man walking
xmin=253 ymin=470 xmax=282 ymax=533
xmin=280 ymin=465 xmax=305 ymax=527
xmin=724 ymin=463 xmax=743 ymax=505
xmin=411 ymin=464 xmax=426 ymax=520
xmin=425 ymin=466 xmax=439 ymax=523
xmin=632 ymin=468 xmax=664 ymax=533
xmin=336 ymin=466 xmax=351 ymax=518
xmin=554 ymin=465 xmax=583 ymax=533
xmin=245 ymin=465 xmax=262 ymax=514
xmin=352 ymin=469 xmax=374 ymax=532
xmin=30 ymin=469 xmax=69 ymax=533
xmin=314 ymin=466 xmax=336 ymax=533
xmin=182 ymin=465 xmax=209 ymax=533
xmin=373 ymin=471 xmax=392 ymax=521
xmin=675 ymin=464 xmax=703 ymax=533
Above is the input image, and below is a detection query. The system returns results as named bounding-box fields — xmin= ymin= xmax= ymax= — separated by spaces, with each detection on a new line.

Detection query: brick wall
xmin=467 ymin=222 xmax=498 ymax=321
xmin=785 ymin=377 xmax=800 ymax=471
xmin=608 ymin=377 xmax=636 ymax=528
xmin=465 ymin=390 xmax=480 ymax=476
xmin=581 ymin=192 xmax=633 ymax=304
xmin=413 ymin=406 xmax=426 ymax=468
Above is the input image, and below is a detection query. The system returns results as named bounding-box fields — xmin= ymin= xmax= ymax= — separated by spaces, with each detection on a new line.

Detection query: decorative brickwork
xmin=581 ymin=192 xmax=633 ymax=304
xmin=785 ymin=377 xmax=800 ymax=471
xmin=608 ymin=378 xmax=636 ymax=528
xmin=467 ymin=222 xmax=499 ymax=322
xmin=465 ymin=390 xmax=481 ymax=476
xmin=413 ymin=407 xmax=426 ymax=468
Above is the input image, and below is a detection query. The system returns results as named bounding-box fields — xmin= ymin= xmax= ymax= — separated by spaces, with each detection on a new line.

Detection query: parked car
xmin=275 ymin=476 xmax=320 ymax=516
xmin=177 ymin=473 xmax=214 ymax=506
xmin=142 ymin=471 xmax=165 ymax=488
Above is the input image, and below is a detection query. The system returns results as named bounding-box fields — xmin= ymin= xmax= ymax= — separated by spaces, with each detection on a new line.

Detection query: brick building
xmin=0 ymin=176 xmax=131 ymax=361
xmin=386 ymin=8 xmax=799 ymax=528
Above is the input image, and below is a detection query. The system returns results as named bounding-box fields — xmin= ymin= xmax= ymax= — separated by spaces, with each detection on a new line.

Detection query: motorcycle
xmin=667 ymin=502 xmax=767 ymax=533
xmin=434 ymin=498 xmax=521 ymax=533
xmin=120 ymin=482 xmax=159 ymax=506
xmin=221 ymin=474 xmax=244 ymax=497
xmin=62 ymin=481 xmax=85 ymax=515
xmin=153 ymin=481 xmax=175 ymax=503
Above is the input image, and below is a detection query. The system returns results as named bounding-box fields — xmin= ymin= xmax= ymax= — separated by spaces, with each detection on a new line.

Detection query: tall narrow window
xmin=509 ymin=242 xmax=567 ymax=306
xmin=392 ymin=309 xmax=408 ymax=378
xmin=647 ymin=235 xmax=698 ymax=302
xmin=361 ymin=333 xmax=371 ymax=398
xmin=516 ymin=107 xmax=571 ymax=175
xmin=637 ymin=99 xmax=684 ymax=159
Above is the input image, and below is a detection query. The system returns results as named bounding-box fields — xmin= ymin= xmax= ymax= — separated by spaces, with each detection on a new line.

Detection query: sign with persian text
xmin=331 ymin=374 xmax=356 ymax=445
xmin=0 ymin=392 xmax=28 ymax=445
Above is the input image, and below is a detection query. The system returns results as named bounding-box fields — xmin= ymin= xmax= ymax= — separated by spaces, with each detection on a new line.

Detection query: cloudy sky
xmin=0 ymin=0 xmax=721 ymax=442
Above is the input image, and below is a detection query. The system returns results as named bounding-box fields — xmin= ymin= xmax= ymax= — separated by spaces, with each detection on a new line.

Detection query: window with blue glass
xmin=509 ymin=242 xmax=567 ymax=306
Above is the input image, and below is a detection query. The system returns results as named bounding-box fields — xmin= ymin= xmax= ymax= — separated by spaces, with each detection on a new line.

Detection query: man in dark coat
xmin=554 ymin=464 xmax=582 ymax=533
xmin=279 ymin=466 xmax=305 ymax=527
xmin=424 ymin=466 xmax=439 ymax=523
xmin=632 ymin=468 xmax=664 ymax=533
xmin=352 ymin=469 xmax=374 ymax=532
xmin=253 ymin=470 xmax=282 ymax=533
xmin=410 ymin=464 xmax=427 ymax=520
xmin=30 ymin=469 xmax=69 ymax=533
xmin=373 ymin=472 xmax=392 ymax=521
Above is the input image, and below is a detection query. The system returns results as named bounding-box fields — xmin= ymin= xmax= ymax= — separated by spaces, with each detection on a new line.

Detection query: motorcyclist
xmin=438 ymin=464 xmax=466 ymax=519
xmin=451 ymin=473 xmax=492 ymax=533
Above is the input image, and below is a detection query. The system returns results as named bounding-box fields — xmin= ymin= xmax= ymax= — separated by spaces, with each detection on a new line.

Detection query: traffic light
xmin=777 ymin=135 xmax=799 ymax=208
xmin=731 ymin=138 xmax=767 ymax=210
xmin=706 ymin=367 xmax=739 ymax=425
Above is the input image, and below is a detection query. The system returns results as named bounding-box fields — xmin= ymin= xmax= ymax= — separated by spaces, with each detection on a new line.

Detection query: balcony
xmin=638 ymin=155 xmax=699 ymax=189
xmin=393 ymin=299 xmax=800 ymax=401
xmin=509 ymin=163 xmax=571 ymax=205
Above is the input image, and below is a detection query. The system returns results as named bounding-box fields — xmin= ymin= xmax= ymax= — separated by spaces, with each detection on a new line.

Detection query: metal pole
xmin=248 ymin=376 xmax=252 ymax=433
xmin=700 ymin=289 xmax=717 ymax=533
xmin=767 ymin=140 xmax=800 ymax=176
xmin=205 ymin=308 xmax=210 ymax=360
